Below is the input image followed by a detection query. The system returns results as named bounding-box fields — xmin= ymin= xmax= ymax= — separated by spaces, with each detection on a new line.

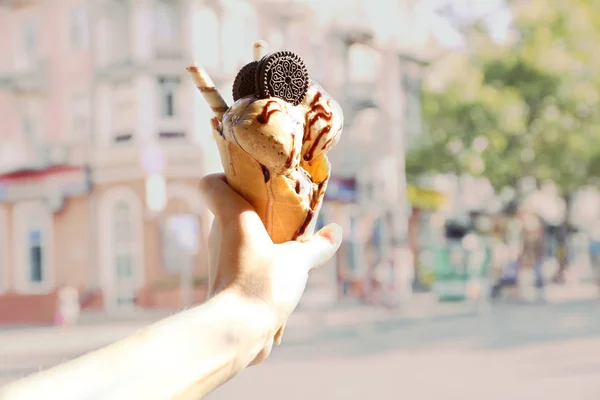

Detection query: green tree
xmin=408 ymin=0 xmax=600 ymax=278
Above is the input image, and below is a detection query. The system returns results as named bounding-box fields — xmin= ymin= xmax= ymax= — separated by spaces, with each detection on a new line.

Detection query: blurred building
xmin=0 ymin=0 xmax=215 ymax=323
xmin=0 ymin=0 xmax=432 ymax=323
xmin=314 ymin=0 xmax=435 ymax=300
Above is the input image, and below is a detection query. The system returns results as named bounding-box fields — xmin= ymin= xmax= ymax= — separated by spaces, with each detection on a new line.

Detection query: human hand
xmin=199 ymin=173 xmax=342 ymax=365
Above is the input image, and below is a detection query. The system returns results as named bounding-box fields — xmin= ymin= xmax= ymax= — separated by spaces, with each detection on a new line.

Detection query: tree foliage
xmin=407 ymin=0 xmax=600 ymax=196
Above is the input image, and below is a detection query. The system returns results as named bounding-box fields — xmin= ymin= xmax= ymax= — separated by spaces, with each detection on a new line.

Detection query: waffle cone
xmin=212 ymin=126 xmax=329 ymax=244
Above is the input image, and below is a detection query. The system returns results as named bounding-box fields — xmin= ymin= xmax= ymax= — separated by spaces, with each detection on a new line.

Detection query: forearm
xmin=0 ymin=290 xmax=274 ymax=400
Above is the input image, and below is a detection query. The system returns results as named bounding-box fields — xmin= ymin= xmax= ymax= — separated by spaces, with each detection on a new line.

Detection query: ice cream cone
xmin=211 ymin=123 xmax=329 ymax=243
xmin=188 ymin=55 xmax=336 ymax=243
xmin=188 ymin=41 xmax=343 ymax=346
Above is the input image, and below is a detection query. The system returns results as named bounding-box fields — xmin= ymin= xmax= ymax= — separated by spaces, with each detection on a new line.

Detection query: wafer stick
xmin=253 ymin=40 xmax=268 ymax=61
xmin=186 ymin=64 xmax=229 ymax=120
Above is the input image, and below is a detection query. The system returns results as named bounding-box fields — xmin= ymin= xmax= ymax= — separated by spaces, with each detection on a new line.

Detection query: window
xmin=107 ymin=0 xmax=131 ymax=65
xmin=158 ymin=76 xmax=180 ymax=118
xmin=69 ymin=4 xmax=90 ymax=51
xmin=19 ymin=19 xmax=38 ymax=69
xmin=23 ymin=21 xmax=37 ymax=52
xmin=28 ymin=230 xmax=43 ymax=283
xmin=114 ymin=202 xmax=132 ymax=243
xmin=22 ymin=113 xmax=35 ymax=140
xmin=193 ymin=7 xmax=219 ymax=69
xmin=154 ymin=0 xmax=181 ymax=57
xmin=70 ymin=95 xmax=91 ymax=140
xmin=161 ymin=214 xmax=199 ymax=274
xmin=13 ymin=201 xmax=52 ymax=293
xmin=113 ymin=201 xmax=135 ymax=304
xmin=20 ymin=99 xmax=40 ymax=144
xmin=112 ymin=82 xmax=135 ymax=142
xmin=99 ymin=188 xmax=145 ymax=309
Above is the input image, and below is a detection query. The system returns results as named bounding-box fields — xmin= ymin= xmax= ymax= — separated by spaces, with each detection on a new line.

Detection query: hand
xmin=199 ymin=174 xmax=342 ymax=365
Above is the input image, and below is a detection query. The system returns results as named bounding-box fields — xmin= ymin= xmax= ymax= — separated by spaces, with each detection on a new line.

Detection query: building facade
xmin=0 ymin=0 xmax=216 ymax=324
xmin=0 ymin=0 xmax=429 ymax=323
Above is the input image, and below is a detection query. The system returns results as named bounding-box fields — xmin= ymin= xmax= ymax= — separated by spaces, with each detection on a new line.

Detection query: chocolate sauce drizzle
xmin=260 ymin=164 xmax=270 ymax=182
xmin=302 ymin=92 xmax=335 ymax=161
xmin=294 ymin=210 xmax=314 ymax=239
xmin=303 ymin=126 xmax=331 ymax=161
xmin=292 ymin=176 xmax=328 ymax=239
xmin=303 ymin=93 xmax=334 ymax=142
xmin=285 ymin=134 xmax=297 ymax=168
xmin=257 ymin=100 xmax=281 ymax=124
xmin=321 ymin=125 xmax=342 ymax=150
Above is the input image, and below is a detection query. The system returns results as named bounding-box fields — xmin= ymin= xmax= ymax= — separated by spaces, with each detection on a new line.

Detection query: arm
xmin=0 ymin=290 xmax=275 ymax=400
xmin=0 ymin=173 xmax=342 ymax=400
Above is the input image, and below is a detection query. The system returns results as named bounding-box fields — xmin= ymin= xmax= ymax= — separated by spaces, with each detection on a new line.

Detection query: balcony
xmin=154 ymin=45 xmax=184 ymax=61
xmin=0 ymin=140 xmax=77 ymax=175
xmin=91 ymin=137 xmax=205 ymax=184
xmin=94 ymin=53 xmax=188 ymax=81
xmin=94 ymin=58 xmax=138 ymax=82
xmin=0 ymin=60 xmax=46 ymax=92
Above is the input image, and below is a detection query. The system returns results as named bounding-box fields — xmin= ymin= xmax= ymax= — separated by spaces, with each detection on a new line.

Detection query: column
xmin=94 ymin=83 xmax=112 ymax=147
xmin=181 ymin=0 xmax=194 ymax=61
xmin=93 ymin=3 xmax=108 ymax=69
xmin=135 ymin=75 xmax=157 ymax=143
xmin=131 ymin=0 xmax=153 ymax=63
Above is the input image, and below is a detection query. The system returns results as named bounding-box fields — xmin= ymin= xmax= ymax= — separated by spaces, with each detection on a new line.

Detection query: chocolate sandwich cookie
xmin=255 ymin=51 xmax=309 ymax=106
xmin=232 ymin=61 xmax=258 ymax=101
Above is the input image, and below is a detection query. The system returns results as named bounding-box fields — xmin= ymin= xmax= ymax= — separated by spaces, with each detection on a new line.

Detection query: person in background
xmin=519 ymin=209 xmax=546 ymax=301
xmin=0 ymin=174 xmax=342 ymax=400
xmin=492 ymin=213 xmax=522 ymax=299
xmin=588 ymin=223 xmax=600 ymax=299
xmin=552 ymin=225 xmax=570 ymax=284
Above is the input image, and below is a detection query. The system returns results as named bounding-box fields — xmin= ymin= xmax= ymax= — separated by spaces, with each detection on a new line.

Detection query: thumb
xmin=300 ymin=223 xmax=343 ymax=270
xmin=198 ymin=173 xmax=253 ymax=222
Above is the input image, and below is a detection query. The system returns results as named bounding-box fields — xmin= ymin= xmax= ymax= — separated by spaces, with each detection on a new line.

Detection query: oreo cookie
xmin=232 ymin=61 xmax=258 ymax=101
xmin=255 ymin=51 xmax=309 ymax=106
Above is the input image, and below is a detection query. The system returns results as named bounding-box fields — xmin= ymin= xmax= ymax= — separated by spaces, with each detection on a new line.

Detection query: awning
xmin=0 ymin=165 xmax=92 ymax=203
xmin=406 ymin=184 xmax=446 ymax=210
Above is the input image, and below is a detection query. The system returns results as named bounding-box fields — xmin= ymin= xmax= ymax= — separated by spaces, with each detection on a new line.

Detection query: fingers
xmin=298 ymin=223 xmax=343 ymax=271
xmin=199 ymin=174 xmax=253 ymax=222
xmin=273 ymin=323 xmax=286 ymax=346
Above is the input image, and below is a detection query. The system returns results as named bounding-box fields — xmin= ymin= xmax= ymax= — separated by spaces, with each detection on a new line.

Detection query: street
xmin=212 ymin=300 xmax=600 ymax=400
xmin=2 ymin=297 xmax=600 ymax=399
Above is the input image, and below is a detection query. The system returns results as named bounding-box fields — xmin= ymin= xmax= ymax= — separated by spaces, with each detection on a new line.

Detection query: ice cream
xmin=187 ymin=41 xmax=343 ymax=245
xmin=220 ymin=82 xmax=343 ymax=243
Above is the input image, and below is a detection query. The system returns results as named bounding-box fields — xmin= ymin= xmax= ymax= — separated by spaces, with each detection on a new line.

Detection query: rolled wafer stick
xmin=253 ymin=40 xmax=268 ymax=61
xmin=186 ymin=64 xmax=229 ymax=119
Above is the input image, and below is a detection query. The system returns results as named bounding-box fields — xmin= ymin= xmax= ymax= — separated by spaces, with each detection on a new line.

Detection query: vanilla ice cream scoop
xmin=222 ymin=81 xmax=343 ymax=177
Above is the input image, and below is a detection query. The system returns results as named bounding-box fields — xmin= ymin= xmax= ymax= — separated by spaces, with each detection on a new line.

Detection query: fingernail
xmin=318 ymin=224 xmax=343 ymax=245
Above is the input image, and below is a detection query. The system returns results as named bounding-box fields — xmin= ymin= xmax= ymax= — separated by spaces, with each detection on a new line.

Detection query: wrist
xmin=212 ymin=289 xmax=277 ymax=367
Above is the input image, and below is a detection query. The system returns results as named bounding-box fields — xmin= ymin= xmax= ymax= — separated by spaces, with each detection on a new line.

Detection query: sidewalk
xmin=284 ymin=291 xmax=476 ymax=342
xmin=0 ymin=293 xmax=466 ymax=361
xmin=287 ymin=282 xmax=600 ymax=341
xmin=2 ymin=283 xmax=596 ymax=385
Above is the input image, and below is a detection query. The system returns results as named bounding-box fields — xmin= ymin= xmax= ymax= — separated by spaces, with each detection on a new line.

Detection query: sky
xmin=419 ymin=0 xmax=512 ymax=48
